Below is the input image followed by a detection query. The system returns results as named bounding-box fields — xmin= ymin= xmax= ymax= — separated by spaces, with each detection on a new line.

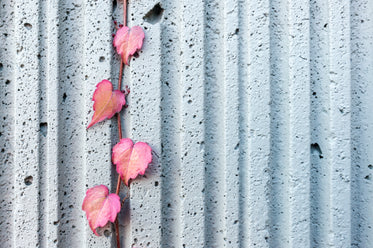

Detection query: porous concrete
xmin=0 ymin=0 xmax=372 ymax=247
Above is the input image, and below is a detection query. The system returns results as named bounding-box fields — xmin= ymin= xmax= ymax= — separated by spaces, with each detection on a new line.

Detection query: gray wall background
xmin=1 ymin=0 xmax=372 ymax=247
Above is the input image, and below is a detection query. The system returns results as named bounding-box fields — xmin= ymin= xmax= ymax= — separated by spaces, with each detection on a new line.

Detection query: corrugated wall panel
xmin=0 ymin=0 xmax=372 ymax=247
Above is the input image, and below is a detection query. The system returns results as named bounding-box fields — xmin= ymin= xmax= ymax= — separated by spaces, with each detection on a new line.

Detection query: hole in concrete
xmin=234 ymin=143 xmax=240 ymax=150
xmin=143 ymin=3 xmax=164 ymax=24
xmin=104 ymin=230 xmax=111 ymax=237
xmin=311 ymin=143 xmax=323 ymax=158
xmin=40 ymin=122 xmax=48 ymax=137
xmin=24 ymin=176 xmax=33 ymax=185
xmin=5 ymin=80 xmax=10 ymax=85
xmin=62 ymin=93 xmax=67 ymax=102
xmin=24 ymin=23 xmax=32 ymax=30
xmin=99 ymin=56 xmax=105 ymax=62
xmin=96 ymin=223 xmax=111 ymax=236
xmin=0 ymin=63 xmax=3 ymax=71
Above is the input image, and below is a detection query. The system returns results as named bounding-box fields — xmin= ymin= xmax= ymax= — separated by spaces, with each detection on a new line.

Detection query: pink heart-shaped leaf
xmin=113 ymin=26 xmax=145 ymax=65
xmin=87 ymin=80 xmax=126 ymax=129
xmin=82 ymin=185 xmax=121 ymax=236
xmin=112 ymin=138 xmax=152 ymax=186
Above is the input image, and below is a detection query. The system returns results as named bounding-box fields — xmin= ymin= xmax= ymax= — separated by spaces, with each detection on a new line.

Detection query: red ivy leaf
xmin=82 ymin=185 xmax=121 ymax=236
xmin=112 ymin=138 xmax=152 ymax=186
xmin=113 ymin=26 xmax=145 ymax=65
xmin=87 ymin=80 xmax=126 ymax=129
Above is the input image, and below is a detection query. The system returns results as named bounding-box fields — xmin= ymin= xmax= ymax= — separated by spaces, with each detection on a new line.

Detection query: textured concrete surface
xmin=0 ymin=0 xmax=372 ymax=247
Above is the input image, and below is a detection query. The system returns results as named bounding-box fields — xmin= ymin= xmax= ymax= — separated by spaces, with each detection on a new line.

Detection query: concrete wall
xmin=0 ymin=0 xmax=372 ymax=247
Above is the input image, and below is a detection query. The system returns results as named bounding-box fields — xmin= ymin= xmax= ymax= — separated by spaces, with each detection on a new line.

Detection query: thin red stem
xmin=114 ymin=64 xmax=123 ymax=248
xmin=123 ymin=0 xmax=127 ymax=24
xmin=115 ymin=220 xmax=120 ymax=248
xmin=115 ymin=1 xmax=127 ymax=248
xmin=121 ymin=191 xmax=130 ymax=207
xmin=116 ymin=60 xmax=124 ymax=140
xmin=118 ymin=60 xmax=124 ymax=93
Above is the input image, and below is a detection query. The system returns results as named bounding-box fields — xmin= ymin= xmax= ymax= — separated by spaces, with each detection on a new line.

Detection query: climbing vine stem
xmin=114 ymin=1 xmax=128 ymax=247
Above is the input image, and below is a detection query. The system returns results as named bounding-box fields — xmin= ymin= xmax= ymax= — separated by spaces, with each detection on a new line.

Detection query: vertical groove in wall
xmin=310 ymin=0 xmax=330 ymax=247
xmin=160 ymin=0 xmax=183 ymax=247
xmin=38 ymin=0 xmax=48 ymax=246
xmin=328 ymin=0 xmax=352 ymax=246
xmin=203 ymin=0 xmax=225 ymax=246
xmin=0 ymin=1 xmax=16 ymax=247
xmin=268 ymin=0 xmax=291 ymax=245
xmin=45 ymin=0 xmax=60 ymax=246
xmin=222 ymin=0 xmax=240 ymax=247
xmin=287 ymin=0 xmax=311 ymax=247
xmin=237 ymin=0 xmax=249 ymax=246
xmin=82 ymin=1 xmax=89 ymax=246
xmin=350 ymin=1 xmax=373 ymax=247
